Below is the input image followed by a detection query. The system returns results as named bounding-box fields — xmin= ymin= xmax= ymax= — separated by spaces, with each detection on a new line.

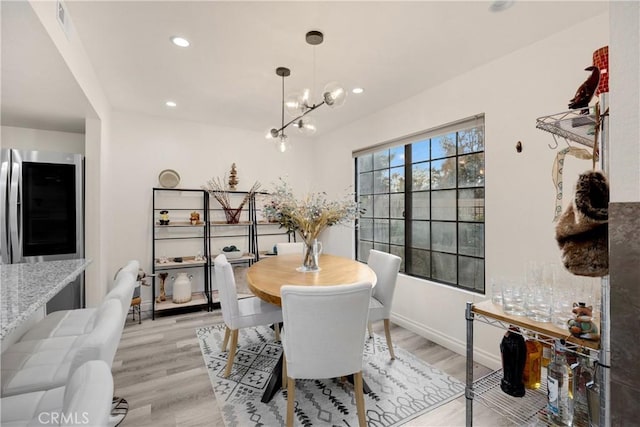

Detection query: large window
xmin=355 ymin=115 xmax=485 ymax=292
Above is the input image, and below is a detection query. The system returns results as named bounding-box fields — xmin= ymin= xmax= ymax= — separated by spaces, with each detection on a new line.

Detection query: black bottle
xmin=500 ymin=326 xmax=526 ymax=397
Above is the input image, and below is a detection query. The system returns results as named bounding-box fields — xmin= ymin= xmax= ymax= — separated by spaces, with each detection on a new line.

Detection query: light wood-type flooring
xmin=113 ymin=308 xmax=513 ymax=426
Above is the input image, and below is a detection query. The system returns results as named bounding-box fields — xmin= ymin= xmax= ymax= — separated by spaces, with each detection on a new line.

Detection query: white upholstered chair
xmin=275 ymin=242 xmax=305 ymax=255
xmin=366 ymin=249 xmax=402 ymax=359
xmin=281 ymin=282 xmax=372 ymax=427
xmin=213 ymin=254 xmax=283 ymax=378
xmin=1 ymin=300 xmax=123 ymax=397
xmin=0 ymin=360 xmax=113 ymax=427
xmin=19 ymin=260 xmax=139 ymax=342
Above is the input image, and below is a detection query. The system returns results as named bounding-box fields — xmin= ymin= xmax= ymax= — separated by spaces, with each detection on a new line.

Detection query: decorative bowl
xmin=222 ymin=250 xmax=243 ymax=260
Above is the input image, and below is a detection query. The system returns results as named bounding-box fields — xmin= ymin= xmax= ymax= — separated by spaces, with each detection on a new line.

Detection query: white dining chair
xmin=366 ymin=249 xmax=402 ymax=359
xmin=213 ymin=254 xmax=283 ymax=378
xmin=281 ymin=282 xmax=372 ymax=427
xmin=0 ymin=360 xmax=113 ymax=427
xmin=276 ymin=242 xmax=305 ymax=255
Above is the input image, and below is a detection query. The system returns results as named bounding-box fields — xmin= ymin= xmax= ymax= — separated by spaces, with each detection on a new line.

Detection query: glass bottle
xmin=547 ymin=339 xmax=573 ymax=426
xmin=500 ymin=326 xmax=526 ymax=397
xmin=540 ymin=335 xmax=553 ymax=368
xmin=572 ymin=352 xmax=594 ymax=427
xmin=523 ymin=339 xmax=542 ymax=389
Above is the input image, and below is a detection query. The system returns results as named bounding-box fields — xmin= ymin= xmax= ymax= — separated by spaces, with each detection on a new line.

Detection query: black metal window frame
xmin=355 ymin=115 xmax=485 ymax=293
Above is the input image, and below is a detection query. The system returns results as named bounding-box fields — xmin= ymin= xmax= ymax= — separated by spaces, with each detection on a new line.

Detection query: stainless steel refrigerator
xmin=1 ymin=149 xmax=84 ymax=312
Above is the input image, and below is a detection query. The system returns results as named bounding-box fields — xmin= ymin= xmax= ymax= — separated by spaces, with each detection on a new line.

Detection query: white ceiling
xmin=2 ymin=1 xmax=608 ymax=136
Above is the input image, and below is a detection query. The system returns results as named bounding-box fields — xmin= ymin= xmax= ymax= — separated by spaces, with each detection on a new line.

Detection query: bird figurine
xmin=568 ymin=66 xmax=600 ymax=112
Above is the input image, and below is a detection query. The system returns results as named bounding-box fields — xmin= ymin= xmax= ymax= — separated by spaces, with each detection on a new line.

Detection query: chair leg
xmin=223 ymin=329 xmax=238 ymax=378
xmin=367 ymin=322 xmax=373 ymax=338
xmin=282 ymin=354 xmax=287 ymax=390
xmin=286 ymin=377 xmax=295 ymax=427
xmin=353 ymin=371 xmax=367 ymax=427
xmin=274 ymin=323 xmax=280 ymax=341
xmin=383 ymin=318 xmax=395 ymax=360
xmin=221 ymin=326 xmax=231 ymax=351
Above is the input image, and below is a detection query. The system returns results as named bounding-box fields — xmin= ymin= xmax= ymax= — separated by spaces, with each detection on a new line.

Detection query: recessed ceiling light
xmin=352 ymin=87 xmax=364 ymax=94
xmin=165 ymin=101 xmax=177 ymax=107
xmin=489 ymin=1 xmax=514 ymax=12
xmin=170 ymin=36 xmax=190 ymax=47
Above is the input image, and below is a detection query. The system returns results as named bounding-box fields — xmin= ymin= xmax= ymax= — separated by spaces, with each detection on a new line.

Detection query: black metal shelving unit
xmin=151 ymin=187 xmax=210 ymax=319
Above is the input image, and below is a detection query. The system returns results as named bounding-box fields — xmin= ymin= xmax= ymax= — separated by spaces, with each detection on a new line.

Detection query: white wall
xmin=30 ymin=0 xmax=112 ymax=306
xmin=313 ymin=14 xmax=609 ymax=368
xmin=1 ymin=126 xmax=84 ymax=153
xmin=106 ymin=111 xmax=316 ymax=306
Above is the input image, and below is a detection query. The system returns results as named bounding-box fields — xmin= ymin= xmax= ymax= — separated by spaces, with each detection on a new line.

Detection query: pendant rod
xmin=273 ymin=101 xmax=326 ymax=135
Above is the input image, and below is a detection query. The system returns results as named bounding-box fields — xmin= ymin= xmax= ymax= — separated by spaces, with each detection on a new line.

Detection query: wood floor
xmin=113 ymin=308 xmax=513 ymax=426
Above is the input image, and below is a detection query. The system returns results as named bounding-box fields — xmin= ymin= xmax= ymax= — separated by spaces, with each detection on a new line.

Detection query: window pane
xmin=359 ymin=172 xmax=373 ymax=195
xmin=458 ymin=153 xmax=485 ymax=188
xmin=412 ymin=139 xmax=430 ymax=163
xmin=432 ymin=252 xmax=456 ymax=283
xmin=390 ymin=194 xmax=404 ymax=218
xmin=358 ymin=241 xmax=373 ymax=262
xmin=373 ymin=194 xmax=389 ymax=218
xmin=431 ymin=158 xmax=457 ymax=189
xmin=390 ymin=167 xmax=405 ymax=193
xmin=431 ymin=133 xmax=456 ymax=159
xmin=389 ymin=245 xmax=405 ymax=272
xmin=410 ymin=248 xmax=430 ymax=277
xmin=374 ymin=219 xmax=389 ymax=243
xmin=412 ymin=192 xmax=430 ymax=220
xmin=359 ymin=218 xmax=373 ymax=240
xmin=432 ymin=190 xmax=456 ymax=220
xmin=411 ymin=163 xmax=430 ymax=191
xmin=459 ymin=256 xmax=485 ymax=291
xmin=358 ymin=154 xmax=373 ymax=172
xmin=458 ymin=223 xmax=484 ymax=257
xmin=458 ymin=189 xmax=484 ymax=221
xmin=432 ymin=221 xmax=456 ymax=253
xmin=374 ymin=150 xmax=389 ymax=169
xmin=390 ymin=146 xmax=405 ymax=167
xmin=458 ymin=127 xmax=484 ymax=154
xmin=374 ymin=243 xmax=390 ymax=253
xmin=373 ymin=169 xmax=389 ymax=193
xmin=360 ymin=195 xmax=373 ymax=218
xmin=410 ymin=221 xmax=430 ymax=249
xmin=390 ymin=219 xmax=404 ymax=245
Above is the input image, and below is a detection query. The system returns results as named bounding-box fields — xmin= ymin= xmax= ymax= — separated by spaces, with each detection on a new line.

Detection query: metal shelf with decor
xmin=151 ymin=188 xmax=210 ymax=319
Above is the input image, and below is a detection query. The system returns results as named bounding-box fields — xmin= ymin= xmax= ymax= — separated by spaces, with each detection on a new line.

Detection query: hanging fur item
xmin=555 ymin=170 xmax=609 ymax=277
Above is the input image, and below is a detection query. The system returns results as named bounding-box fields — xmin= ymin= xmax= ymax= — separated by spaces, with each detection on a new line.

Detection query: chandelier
xmin=267 ymin=31 xmax=347 ymax=153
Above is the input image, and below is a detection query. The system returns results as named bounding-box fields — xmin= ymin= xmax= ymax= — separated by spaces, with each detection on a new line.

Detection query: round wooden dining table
xmin=247 ymin=253 xmax=377 ymax=306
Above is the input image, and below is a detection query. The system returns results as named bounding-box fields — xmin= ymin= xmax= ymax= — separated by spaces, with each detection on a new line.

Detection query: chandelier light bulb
xmin=323 ymin=82 xmax=347 ymax=108
xmin=265 ymin=128 xmax=279 ymax=140
xmin=285 ymin=92 xmax=305 ymax=117
xmin=275 ymin=134 xmax=291 ymax=153
xmin=295 ymin=116 xmax=317 ymax=135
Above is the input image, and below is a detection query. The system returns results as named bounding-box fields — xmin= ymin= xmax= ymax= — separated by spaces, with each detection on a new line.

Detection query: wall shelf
xmin=536 ymin=109 xmax=597 ymax=148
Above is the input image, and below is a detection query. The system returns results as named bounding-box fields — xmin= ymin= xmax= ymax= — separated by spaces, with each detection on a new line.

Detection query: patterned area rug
xmin=196 ymin=324 xmax=464 ymax=426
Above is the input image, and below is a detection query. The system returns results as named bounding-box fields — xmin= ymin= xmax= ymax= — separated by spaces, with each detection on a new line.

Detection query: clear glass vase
xmin=298 ymin=238 xmax=323 ymax=272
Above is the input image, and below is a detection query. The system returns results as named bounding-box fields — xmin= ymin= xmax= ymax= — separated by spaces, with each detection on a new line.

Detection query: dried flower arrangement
xmin=262 ymin=178 xmax=359 ymax=245
xmin=203 ymin=176 xmax=261 ymax=223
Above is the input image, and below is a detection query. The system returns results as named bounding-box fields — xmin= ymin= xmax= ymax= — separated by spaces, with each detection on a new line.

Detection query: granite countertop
xmin=1 ymin=259 xmax=91 ymax=340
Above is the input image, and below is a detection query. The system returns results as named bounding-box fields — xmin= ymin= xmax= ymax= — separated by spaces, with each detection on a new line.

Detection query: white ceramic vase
xmin=172 ymin=272 xmax=192 ymax=303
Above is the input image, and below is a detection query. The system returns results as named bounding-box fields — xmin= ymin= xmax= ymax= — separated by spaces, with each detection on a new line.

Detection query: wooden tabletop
xmin=247 ymin=254 xmax=377 ymax=306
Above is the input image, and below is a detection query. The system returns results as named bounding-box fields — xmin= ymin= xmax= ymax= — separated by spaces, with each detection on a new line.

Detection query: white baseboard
xmin=391 ymin=312 xmax=501 ymax=371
